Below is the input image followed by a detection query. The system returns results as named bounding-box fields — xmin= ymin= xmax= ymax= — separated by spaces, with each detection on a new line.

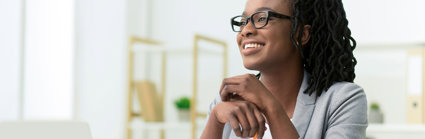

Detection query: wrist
xmin=210 ymin=107 xmax=226 ymax=127
xmin=264 ymin=99 xmax=285 ymax=118
xmin=201 ymin=108 xmax=225 ymax=139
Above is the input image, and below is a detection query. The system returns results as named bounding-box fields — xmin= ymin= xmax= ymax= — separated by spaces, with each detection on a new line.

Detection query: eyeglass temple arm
xmin=269 ymin=12 xmax=293 ymax=19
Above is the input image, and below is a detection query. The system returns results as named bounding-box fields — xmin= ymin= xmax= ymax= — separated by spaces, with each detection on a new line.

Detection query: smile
xmin=241 ymin=42 xmax=265 ymax=56
xmin=243 ymin=43 xmax=264 ymax=49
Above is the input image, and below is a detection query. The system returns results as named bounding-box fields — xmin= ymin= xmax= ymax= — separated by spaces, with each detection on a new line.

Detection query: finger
xmin=220 ymin=77 xmax=244 ymax=93
xmin=221 ymin=75 xmax=259 ymax=99
xmin=222 ymin=74 xmax=255 ymax=88
xmin=220 ymin=84 xmax=241 ymax=101
xmin=243 ymin=73 xmax=257 ymax=81
xmin=228 ymin=114 xmax=242 ymax=137
xmin=219 ymin=78 xmax=237 ymax=101
xmin=219 ymin=78 xmax=228 ymax=96
xmin=234 ymin=104 xmax=250 ymax=138
xmin=243 ymin=103 xmax=259 ymax=137
xmin=253 ymin=106 xmax=266 ymax=139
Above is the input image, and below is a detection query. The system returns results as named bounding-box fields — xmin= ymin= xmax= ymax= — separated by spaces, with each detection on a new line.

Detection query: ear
xmin=301 ymin=25 xmax=311 ymax=48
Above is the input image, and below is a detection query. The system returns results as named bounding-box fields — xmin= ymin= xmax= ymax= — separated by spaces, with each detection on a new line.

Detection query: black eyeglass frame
xmin=231 ymin=10 xmax=293 ymax=32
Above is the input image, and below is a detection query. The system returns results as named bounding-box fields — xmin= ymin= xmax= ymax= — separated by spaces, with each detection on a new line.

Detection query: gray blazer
xmin=206 ymin=71 xmax=368 ymax=139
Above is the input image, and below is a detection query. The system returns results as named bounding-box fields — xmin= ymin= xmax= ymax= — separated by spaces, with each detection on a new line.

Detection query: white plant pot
xmin=369 ymin=109 xmax=384 ymax=124
xmin=178 ymin=109 xmax=190 ymax=122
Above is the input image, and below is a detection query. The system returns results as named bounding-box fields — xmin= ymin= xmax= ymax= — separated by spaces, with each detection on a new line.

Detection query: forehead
xmin=243 ymin=0 xmax=291 ymax=15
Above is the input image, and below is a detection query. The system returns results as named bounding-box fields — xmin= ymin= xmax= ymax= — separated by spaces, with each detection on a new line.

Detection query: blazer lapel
xmin=291 ymin=71 xmax=316 ymax=139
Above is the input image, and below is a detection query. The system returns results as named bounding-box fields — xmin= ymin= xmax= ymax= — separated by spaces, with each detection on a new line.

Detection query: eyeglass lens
xmin=232 ymin=12 xmax=268 ymax=32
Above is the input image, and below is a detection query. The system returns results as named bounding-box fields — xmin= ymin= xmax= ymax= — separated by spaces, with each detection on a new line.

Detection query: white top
xmin=249 ymin=119 xmax=292 ymax=139
xmin=259 ymin=124 xmax=272 ymax=139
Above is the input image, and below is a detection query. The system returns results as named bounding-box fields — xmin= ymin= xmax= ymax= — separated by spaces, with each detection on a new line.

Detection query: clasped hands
xmin=212 ymin=74 xmax=274 ymax=139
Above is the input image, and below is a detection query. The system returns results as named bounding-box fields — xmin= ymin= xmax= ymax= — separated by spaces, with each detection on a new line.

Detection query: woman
xmin=201 ymin=0 xmax=367 ymax=139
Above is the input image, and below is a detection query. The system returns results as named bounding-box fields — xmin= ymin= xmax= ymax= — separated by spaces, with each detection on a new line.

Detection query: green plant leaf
xmin=175 ymin=97 xmax=191 ymax=109
xmin=370 ymin=102 xmax=380 ymax=110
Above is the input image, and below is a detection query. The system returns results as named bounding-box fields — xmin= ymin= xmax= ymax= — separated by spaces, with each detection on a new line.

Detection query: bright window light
xmin=0 ymin=0 xmax=21 ymax=121
xmin=23 ymin=0 xmax=74 ymax=119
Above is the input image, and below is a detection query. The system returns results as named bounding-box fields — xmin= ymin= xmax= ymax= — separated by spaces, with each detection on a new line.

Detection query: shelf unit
xmin=191 ymin=35 xmax=227 ymax=139
xmin=125 ymin=35 xmax=227 ymax=139
xmin=126 ymin=37 xmax=166 ymax=139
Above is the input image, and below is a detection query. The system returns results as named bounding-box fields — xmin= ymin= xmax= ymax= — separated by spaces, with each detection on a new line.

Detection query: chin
xmin=243 ymin=61 xmax=260 ymax=70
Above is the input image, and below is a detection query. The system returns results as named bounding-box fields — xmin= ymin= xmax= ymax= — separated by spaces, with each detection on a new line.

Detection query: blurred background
xmin=1 ymin=0 xmax=425 ymax=139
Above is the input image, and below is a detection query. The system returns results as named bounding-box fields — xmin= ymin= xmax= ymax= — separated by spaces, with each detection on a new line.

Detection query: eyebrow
xmin=242 ymin=7 xmax=275 ymax=16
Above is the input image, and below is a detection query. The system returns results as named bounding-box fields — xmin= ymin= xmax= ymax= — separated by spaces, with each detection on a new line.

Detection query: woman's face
xmin=237 ymin=0 xmax=300 ymax=71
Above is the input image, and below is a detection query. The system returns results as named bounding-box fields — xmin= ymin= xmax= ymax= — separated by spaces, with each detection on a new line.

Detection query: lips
xmin=241 ymin=42 xmax=265 ymax=56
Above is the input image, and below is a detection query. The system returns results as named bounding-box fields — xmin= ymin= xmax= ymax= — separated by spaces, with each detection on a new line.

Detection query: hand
xmin=220 ymin=74 xmax=274 ymax=111
xmin=212 ymin=101 xmax=266 ymax=139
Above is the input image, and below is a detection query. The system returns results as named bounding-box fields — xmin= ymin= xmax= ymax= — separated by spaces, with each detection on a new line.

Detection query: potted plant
xmin=174 ymin=96 xmax=191 ymax=121
xmin=368 ymin=102 xmax=384 ymax=124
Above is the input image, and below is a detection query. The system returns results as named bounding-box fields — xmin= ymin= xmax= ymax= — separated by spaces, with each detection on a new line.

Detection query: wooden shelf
xmin=126 ymin=35 xmax=227 ymax=139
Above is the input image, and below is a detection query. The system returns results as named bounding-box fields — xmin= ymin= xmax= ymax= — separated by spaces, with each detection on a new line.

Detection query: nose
xmin=240 ymin=21 xmax=257 ymax=38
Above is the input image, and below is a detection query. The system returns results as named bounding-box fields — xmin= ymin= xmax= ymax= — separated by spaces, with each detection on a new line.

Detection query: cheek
xmin=266 ymin=29 xmax=295 ymax=54
xmin=268 ymin=31 xmax=287 ymax=46
xmin=271 ymin=26 xmax=292 ymax=44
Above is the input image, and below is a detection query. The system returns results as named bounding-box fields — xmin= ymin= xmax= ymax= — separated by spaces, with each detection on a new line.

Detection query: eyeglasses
xmin=231 ymin=11 xmax=293 ymax=32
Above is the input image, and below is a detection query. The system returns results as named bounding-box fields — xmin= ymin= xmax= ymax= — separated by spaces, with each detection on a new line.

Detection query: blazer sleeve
xmin=324 ymin=83 xmax=368 ymax=139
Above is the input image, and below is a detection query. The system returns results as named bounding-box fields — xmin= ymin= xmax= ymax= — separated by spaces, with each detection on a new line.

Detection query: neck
xmin=259 ymin=66 xmax=304 ymax=118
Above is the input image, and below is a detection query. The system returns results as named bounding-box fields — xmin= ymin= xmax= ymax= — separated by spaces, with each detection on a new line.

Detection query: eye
xmin=257 ymin=17 xmax=267 ymax=22
xmin=233 ymin=17 xmax=247 ymax=26
xmin=240 ymin=20 xmax=247 ymax=26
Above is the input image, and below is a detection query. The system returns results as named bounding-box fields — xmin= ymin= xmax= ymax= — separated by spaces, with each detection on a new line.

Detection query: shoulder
xmin=326 ymin=82 xmax=364 ymax=95
xmin=319 ymin=82 xmax=366 ymax=105
xmin=317 ymin=82 xmax=368 ymax=126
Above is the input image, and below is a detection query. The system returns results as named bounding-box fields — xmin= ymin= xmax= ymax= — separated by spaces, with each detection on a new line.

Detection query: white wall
xmin=345 ymin=0 xmax=425 ymax=124
xmin=151 ymin=0 xmax=246 ymax=74
xmin=344 ymin=0 xmax=425 ymax=44
xmin=0 ymin=0 xmax=22 ymax=121
xmin=355 ymin=47 xmax=409 ymax=124
xmin=74 ymin=0 xmax=127 ymax=138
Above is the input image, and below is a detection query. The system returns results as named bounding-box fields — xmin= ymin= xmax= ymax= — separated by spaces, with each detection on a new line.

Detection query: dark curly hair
xmin=290 ymin=0 xmax=357 ymax=96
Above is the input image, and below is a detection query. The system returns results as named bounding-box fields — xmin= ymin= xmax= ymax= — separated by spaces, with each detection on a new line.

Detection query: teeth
xmin=244 ymin=43 xmax=264 ymax=49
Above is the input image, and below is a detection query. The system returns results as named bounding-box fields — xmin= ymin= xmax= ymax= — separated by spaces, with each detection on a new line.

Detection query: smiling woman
xmin=201 ymin=0 xmax=367 ymax=139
